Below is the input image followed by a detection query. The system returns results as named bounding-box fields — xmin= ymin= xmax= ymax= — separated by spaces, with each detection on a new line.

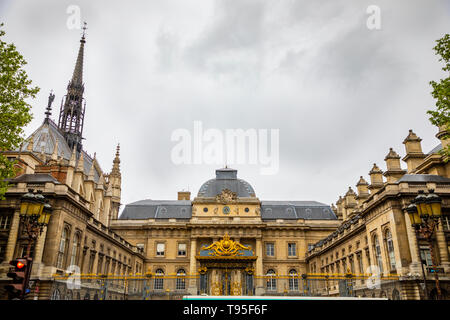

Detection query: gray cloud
xmin=1 ymin=0 xmax=450 ymax=209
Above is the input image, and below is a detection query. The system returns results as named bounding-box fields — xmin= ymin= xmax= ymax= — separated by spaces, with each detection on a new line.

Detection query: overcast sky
xmin=1 ymin=0 xmax=450 ymax=214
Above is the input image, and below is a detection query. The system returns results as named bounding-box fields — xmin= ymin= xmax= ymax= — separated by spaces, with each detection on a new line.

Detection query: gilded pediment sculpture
xmin=216 ymin=188 xmax=237 ymax=204
xmin=202 ymin=234 xmax=252 ymax=256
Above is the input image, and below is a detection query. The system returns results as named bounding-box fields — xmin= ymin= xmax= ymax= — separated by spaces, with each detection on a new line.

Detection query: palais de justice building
xmin=112 ymin=167 xmax=340 ymax=296
xmin=1 ymin=30 xmax=449 ymax=300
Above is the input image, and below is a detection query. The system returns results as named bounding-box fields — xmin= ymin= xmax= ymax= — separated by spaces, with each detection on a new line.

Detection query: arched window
xmin=66 ymin=290 xmax=73 ymax=300
xmin=70 ymin=233 xmax=81 ymax=267
xmin=51 ymin=289 xmax=61 ymax=300
xmin=288 ymin=269 xmax=299 ymax=291
xmin=56 ymin=226 xmax=70 ymax=269
xmin=176 ymin=269 xmax=186 ymax=290
xmin=154 ymin=269 xmax=164 ymax=290
xmin=392 ymin=289 xmax=400 ymax=300
xmin=266 ymin=269 xmax=276 ymax=291
xmin=384 ymin=229 xmax=396 ymax=271
xmin=373 ymin=235 xmax=384 ymax=273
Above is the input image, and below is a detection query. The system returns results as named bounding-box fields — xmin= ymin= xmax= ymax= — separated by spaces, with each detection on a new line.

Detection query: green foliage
xmin=427 ymin=34 xmax=450 ymax=158
xmin=0 ymin=23 xmax=39 ymax=199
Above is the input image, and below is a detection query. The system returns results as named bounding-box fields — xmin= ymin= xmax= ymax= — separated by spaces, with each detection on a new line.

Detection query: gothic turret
xmin=108 ymin=144 xmax=122 ymax=222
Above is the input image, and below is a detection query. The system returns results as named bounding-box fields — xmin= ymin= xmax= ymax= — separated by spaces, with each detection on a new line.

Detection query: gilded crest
xmin=202 ymin=234 xmax=251 ymax=256
xmin=216 ymin=188 xmax=237 ymax=204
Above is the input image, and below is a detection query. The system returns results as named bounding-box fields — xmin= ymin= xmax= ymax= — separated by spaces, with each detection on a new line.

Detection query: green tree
xmin=427 ymin=34 xmax=450 ymax=158
xmin=0 ymin=23 xmax=39 ymax=199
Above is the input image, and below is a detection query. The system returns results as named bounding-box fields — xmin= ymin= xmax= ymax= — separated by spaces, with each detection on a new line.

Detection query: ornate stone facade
xmin=306 ymin=128 xmax=450 ymax=300
xmin=0 ymin=32 xmax=145 ymax=300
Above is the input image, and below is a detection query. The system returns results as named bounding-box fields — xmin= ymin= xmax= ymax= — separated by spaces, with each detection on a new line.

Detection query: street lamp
xmin=17 ymin=189 xmax=53 ymax=299
xmin=406 ymin=189 xmax=442 ymax=300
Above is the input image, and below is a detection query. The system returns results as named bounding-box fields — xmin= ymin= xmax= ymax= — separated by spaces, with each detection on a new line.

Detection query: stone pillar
xmin=188 ymin=238 xmax=197 ymax=295
xmin=436 ymin=223 xmax=450 ymax=272
xmin=255 ymin=238 xmax=264 ymax=296
xmin=31 ymin=227 xmax=48 ymax=277
xmin=405 ymin=213 xmax=421 ymax=275
xmin=5 ymin=210 xmax=21 ymax=262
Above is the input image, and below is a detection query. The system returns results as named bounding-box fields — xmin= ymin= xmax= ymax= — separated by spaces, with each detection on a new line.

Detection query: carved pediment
xmin=216 ymin=189 xmax=237 ymax=204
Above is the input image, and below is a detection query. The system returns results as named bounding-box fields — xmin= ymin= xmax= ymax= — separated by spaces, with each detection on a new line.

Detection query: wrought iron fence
xmin=48 ymin=272 xmax=401 ymax=300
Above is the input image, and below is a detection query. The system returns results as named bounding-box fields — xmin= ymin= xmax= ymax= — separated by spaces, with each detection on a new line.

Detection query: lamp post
xmin=18 ymin=189 xmax=53 ymax=299
xmin=406 ymin=189 xmax=442 ymax=300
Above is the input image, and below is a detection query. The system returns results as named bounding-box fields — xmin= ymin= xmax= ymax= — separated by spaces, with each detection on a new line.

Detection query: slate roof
xmin=119 ymin=169 xmax=337 ymax=221
xmin=9 ymin=173 xmax=61 ymax=184
xmin=396 ymin=174 xmax=450 ymax=184
xmin=119 ymin=199 xmax=337 ymax=221
xmin=18 ymin=119 xmax=101 ymax=183
xmin=119 ymin=200 xmax=192 ymax=220
xmin=427 ymin=143 xmax=442 ymax=155
xmin=261 ymin=201 xmax=337 ymax=220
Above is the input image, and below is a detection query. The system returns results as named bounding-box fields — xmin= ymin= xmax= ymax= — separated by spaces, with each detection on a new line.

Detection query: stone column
xmin=436 ymin=222 xmax=450 ymax=272
xmin=188 ymin=238 xmax=197 ymax=295
xmin=31 ymin=227 xmax=48 ymax=277
xmin=4 ymin=210 xmax=21 ymax=262
xmin=255 ymin=238 xmax=264 ymax=296
xmin=404 ymin=213 xmax=421 ymax=275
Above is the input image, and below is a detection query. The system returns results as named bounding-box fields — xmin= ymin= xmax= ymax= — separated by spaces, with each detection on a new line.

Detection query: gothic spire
xmin=71 ymin=22 xmax=87 ymax=86
xmin=58 ymin=22 xmax=88 ymax=154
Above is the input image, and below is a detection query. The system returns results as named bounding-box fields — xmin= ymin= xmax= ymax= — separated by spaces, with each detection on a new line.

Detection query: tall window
xmin=70 ymin=233 xmax=81 ymax=267
xmin=349 ymin=256 xmax=355 ymax=274
xmin=442 ymin=215 xmax=450 ymax=231
xmin=420 ymin=246 xmax=433 ymax=267
xmin=19 ymin=243 xmax=35 ymax=259
xmin=385 ymin=229 xmax=396 ymax=271
xmin=104 ymin=258 xmax=110 ymax=274
xmin=288 ymin=243 xmax=297 ymax=257
xmin=97 ymin=255 xmax=103 ymax=275
xmin=176 ymin=269 xmax=186 ymax=290
xmin=156 ymin=243 xmax=165 ymax=256
xmin=56 ymin=227 xmax=70 ymax=269
xmin=288 ymin=269 xmax=299 ymax=291
xmin=266 ymin=243 xmax=274 ymax=256
xmin=154 ymin=269 xmax=164 ymax=290
xmin=178 ymin=243 xmax=186 ymax=256
xmin=373 ymin=235 xmax=383 ymax=273
xmin=0 ymin=214 xmax=12 ymax=230
xmin=357 ymin=253 xmax=364 ymax=274
xmin=266 ymin=269 xmax=276 ymax=291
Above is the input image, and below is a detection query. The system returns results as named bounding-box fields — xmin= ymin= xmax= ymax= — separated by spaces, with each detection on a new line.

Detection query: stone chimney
xmin=383 ymin=148 xmax=406 ymax=183
xmin=356 ymin=176 xmax=369 ymax=205
xmin=368 ymin=163 xmax=384 ymax=194
xmin=336 ymin=196 xmax=344 ymax=220
xmin=344 ymin=187 xmax=357 ymax=218
xmin=436 ymin=125 xmax=449 ymax=151
xmin=178 ymin=191 xmax=191 ymax=200
xmin=402 ymin=130 xmax=426 ymax=173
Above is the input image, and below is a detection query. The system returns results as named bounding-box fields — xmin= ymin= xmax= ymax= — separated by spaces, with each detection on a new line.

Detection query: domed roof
xmin=18 ymin=119 xmax=102 ymax=183
xmin=197 ymin=168 xmax=256 ymax=198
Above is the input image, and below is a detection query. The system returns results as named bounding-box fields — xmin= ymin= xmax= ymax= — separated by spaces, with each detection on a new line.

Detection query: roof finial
xmin=81 ymin=21 xmax=87 ymax=40
xmin=45 ymin=90 xmax=55 ymax=122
